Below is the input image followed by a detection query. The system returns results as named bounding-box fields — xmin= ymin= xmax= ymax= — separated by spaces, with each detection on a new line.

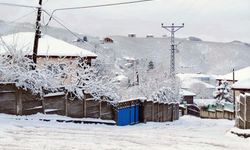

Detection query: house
xmin=128 ymin=33 xmax=136 ymax=38
xmin=180 ymin=78 xmax=215 ymax=99
xmin=0 ymin=32 xmax=97 ymax=65
xmin=103 ymin=37 xmax=114 ymax=43
xmin=146 ymin=34 xmax=154 ymax=38
xmin=180 ymin=89 xmax=196 ymax=104
xmin=232 ymin=78 xmax=250 ymax=129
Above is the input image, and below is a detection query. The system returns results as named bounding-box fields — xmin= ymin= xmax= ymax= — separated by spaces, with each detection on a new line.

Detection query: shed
xmin=180 ymin=89 xmax=196 ymax=104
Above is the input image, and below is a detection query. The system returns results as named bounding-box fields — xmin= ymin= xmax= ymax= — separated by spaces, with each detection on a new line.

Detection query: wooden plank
xmin=0 ymin=92 xmax=16 ymax=102
xmin=0 ymin=83 xmax=16 ymax=91
xmin=100 ymin=101 xmax=114 ymax=120
xmin=153 ymin=102 xmax=159 ymax=122
xmin=22 ymin=107 xmax=43 ymax=115
xmin=22 ymin=100 xmax=42 ymax=110
xmin=66 ymin=99 xmax=84 ymax=118
xmin=0 ymin=100 xmax=16 ymax=114
xmin=16 ymin=89 xmax=22 ymax=115
xmin=43 ymin=96 xmax=65 ymax=115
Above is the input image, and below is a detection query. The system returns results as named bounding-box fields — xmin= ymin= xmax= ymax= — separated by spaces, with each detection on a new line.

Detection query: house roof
xmin=180 ymin=89 xmax=196 ymax=96
xmin=181 ymin=78 xmax=215 ymax=89
xmin=0 ymin=32 xmax=97 ymax=58
xmin=232 ymin=78 xmax=250 ymax=90
xmin=216 ymin=66 xmax=250 ymax=81
xmin=177 ymin=73 xmax=217 ymax=80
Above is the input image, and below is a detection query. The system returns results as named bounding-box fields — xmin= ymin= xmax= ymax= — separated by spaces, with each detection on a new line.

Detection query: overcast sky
xmin=0 ymin=0 xmax=249 ymax=43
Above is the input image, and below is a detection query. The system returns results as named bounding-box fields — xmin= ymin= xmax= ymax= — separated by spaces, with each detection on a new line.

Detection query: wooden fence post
xmin=244 ymin=95 xmax=247 ymax=129
xmin=99 ymin=101 xmax=102 ymax=119
xmin=152 ymin=102 xmax=154 ymax=121
xmin=83 ymin=100 xmax=86 ymax=117
xmin=65 ymin=97 xmax=68 ymax=116
xmin=16 ymin=89 xmax=23 ymax=115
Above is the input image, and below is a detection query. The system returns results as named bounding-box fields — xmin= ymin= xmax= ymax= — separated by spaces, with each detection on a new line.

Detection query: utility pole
xmin=32 ymin=0 xmax=43 ymax=64
xmin=161 ymin=23 xmax=184 ymax=90
xmin=233 ymin=68 xmax=236 ymax=118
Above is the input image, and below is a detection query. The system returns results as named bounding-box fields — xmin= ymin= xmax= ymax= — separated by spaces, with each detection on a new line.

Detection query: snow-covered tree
xmin=64 ymin=58 xmax=120 ymax=101
xmin=213 ymin=80 xmax=232 ymax=104
xmin=147 ymin=60 xmax=154 ymax=71
xmin=151 ymin=87 xmax=176 ymax=103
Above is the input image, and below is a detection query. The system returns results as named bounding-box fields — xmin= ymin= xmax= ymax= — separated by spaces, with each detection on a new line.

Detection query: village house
xmin=217 ymin=66 xmax=250 ymax=97
xmin=0 ymin=32 xmax=97 ymax=65
xmin=180 ymin=89 xmax=196 ymax=104
xmin=0 ymin=32 xmax=97 ymax=85
xmin=103 ymin=37 xmax=114 ymax=43
xmin=232 ymin=78 xmax=250 ymax=129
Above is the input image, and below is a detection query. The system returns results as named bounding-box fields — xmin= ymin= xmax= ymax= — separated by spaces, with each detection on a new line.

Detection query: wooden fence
xmin=0 ymin=83 xmax=114 ymax=120
xmin=0 ymin=83 xmax=179 ymax=125
xmin=0 ymin=83 xmax=43 ymax=115
xmin=236 ymin=93 xmax=250 ymax=129
xmin=200 ymin=109 xmax=234 ymax=120
xmin=140 ymin=100 xmax=179 ymax=122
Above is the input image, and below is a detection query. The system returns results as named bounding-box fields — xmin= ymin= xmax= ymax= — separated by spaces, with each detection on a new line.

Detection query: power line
xmin=42 ymin=10 xmax=83 ymax=40
xmin=46 ymin=0 xmax=155 ymax=26
xmin=42 ymin=10 xmax=98 ymax=52
xmin=0 ymin=2 xmax=39 ymax=9
xmin=8 ymin=10 xmax=37 ymax=24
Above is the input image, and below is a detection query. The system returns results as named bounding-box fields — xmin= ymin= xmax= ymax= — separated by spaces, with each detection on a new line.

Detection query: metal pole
xmin=161 ymin=23 xmax=184 ymax=90
xmin=32 ymin=0 xmax=43 ymax=64
xmin=233 ymin=68 xmax=236 ymax=118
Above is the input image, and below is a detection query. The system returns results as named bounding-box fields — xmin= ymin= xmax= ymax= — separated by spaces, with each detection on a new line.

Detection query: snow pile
xmin=230 ymin=127 xmax=250 ymax=136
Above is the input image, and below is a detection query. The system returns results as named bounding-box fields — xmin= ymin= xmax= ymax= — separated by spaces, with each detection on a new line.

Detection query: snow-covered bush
xmin=64 ymin=58 xmax=120 ymax=101
xmin=151 ymin=87 xmax=177 ymax=103
xmin=213 ymin=80 xmax=232 ymax=104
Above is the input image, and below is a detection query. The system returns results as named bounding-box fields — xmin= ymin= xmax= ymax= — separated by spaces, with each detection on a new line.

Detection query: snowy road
xmin=0 ymin=114 xmax=249 ymax=150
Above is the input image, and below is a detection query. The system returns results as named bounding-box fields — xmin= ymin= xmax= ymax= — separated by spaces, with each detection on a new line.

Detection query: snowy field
xmin=0 ymin=114 xmax=249 ymax=150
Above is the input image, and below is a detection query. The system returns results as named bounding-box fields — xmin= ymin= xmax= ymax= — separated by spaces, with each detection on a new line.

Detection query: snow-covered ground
xmin=0 ymin=114 xmax=249 ymax=150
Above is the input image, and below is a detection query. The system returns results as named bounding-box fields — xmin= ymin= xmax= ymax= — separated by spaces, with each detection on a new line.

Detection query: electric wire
xmin=0 ymin=2 xmax=39 ymax=9
xmin=45 ymin=0 xmax=155 ymax=26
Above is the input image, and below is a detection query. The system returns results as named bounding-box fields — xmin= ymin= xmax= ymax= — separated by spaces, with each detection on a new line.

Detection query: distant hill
xmin=1 ymin=20 xmax=250 ymax=75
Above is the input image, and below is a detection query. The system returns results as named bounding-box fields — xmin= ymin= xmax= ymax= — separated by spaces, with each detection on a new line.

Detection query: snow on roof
xmin=180 ymin=89 xmax=196 ymax=96
xmin=0 ymin=32 xmax=97 ymax=58
xmin=232 ymin=78 xmax=250 ymax=90
xmin=217 ymin=66 xmax=250 ymax=81
xmin=181 ymin=78 xmax=215 ymax=89
xmin=177 ymin=73 xmax=213 ymax=80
